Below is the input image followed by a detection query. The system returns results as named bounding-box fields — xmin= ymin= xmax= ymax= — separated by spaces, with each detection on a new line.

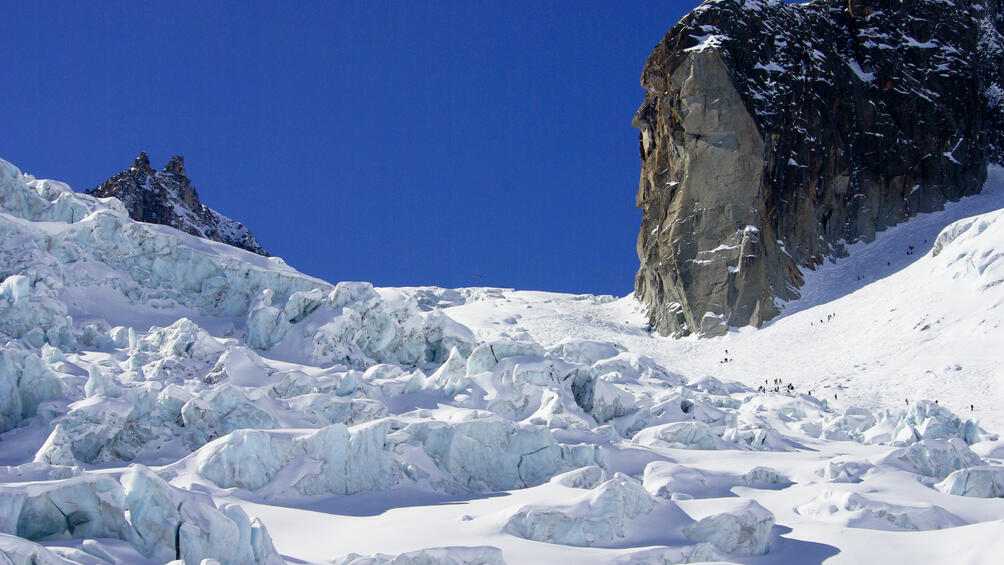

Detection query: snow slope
xmin=1 ymin=156 xmax=1003 ymax=565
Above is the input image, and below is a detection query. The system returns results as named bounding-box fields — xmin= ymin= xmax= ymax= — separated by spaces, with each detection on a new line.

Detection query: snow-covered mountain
xmin=86 ymin=153 xmax=269 ymax=256
xmin=1 ymin=154 xmax=1004 ymax=565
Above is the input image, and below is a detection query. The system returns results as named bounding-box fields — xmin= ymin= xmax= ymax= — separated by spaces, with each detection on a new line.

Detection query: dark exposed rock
xmin=634 ymin=0 xmax=1004 ymax=337
xmin=87 ymin=153 xmax=269 ymax=256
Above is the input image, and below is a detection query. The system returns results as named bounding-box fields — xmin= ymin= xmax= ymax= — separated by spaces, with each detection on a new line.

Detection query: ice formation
xmin=936 ymin=466 xmax=1004 ymax=498
xmin=795 ymin=490 xmax=965 ymax=531
xmin=169 ymin=414 xmax=596 ymax=497
xmin=0 ymin=465 xmax=281 ymax=564
xmin=682 ymin=500 xmax=774 ymax=556
xmin=884 ymin=438 xmax=984 ymax=479
xmin=504 ymin=473 xmax=661 ymax=547
xmin=1 ymin=155 xmax=1003 ymax=563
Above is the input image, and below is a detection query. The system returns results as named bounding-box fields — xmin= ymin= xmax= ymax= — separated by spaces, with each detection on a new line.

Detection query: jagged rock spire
xmin=86 ymin=153 xmax=269 ymax=256
xmin=132 ymin=152 xmax=152 ymax=171
xmin=163 ymin=155 xmax=186 ymax=177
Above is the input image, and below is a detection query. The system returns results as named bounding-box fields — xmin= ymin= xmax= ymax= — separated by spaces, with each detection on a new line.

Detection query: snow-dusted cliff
xmin=634 ymin=0 xmax=1004 ymax=336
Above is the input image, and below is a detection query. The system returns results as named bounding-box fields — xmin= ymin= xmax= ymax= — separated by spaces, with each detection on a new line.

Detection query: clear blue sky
xmin=2 ymin=1 xmax=694 ymax=295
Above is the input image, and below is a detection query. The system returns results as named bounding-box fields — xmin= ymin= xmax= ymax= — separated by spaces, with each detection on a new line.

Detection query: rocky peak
xmin=87 ymin=153 xmax=269 ymax=256
xmin=163 ymin=155 xmax=186 ymax=177
xmin=131 ymin=151 xmax=153 ymax=172
xmin=634 ymin=0 xmax=1003 ymax=337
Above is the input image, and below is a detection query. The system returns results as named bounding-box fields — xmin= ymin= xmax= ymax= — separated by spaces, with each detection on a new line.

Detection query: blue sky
xmin=2 ymin=1 xmax=694 ymax=295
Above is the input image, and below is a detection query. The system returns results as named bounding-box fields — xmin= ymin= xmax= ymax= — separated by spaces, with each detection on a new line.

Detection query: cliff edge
xmin=634 ymin=0 xmax=1004 ymax=336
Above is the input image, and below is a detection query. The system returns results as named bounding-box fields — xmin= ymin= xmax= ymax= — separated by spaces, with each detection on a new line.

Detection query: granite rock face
xmin=634 ymin=0 xmax=1004 ymax=337
xmin=87 ymin=153 xmax=269 ymax=256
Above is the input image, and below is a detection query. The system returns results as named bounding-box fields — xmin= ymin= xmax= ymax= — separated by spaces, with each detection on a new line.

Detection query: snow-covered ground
xmin=446 ymin=166 xmax=1004 ymax=434
xmin=1 ymin=156 xmax=1003 ymax=565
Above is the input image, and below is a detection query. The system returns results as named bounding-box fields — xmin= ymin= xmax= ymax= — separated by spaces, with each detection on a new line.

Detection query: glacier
xmin=1 ymin=155 xmax=1004 ymax=564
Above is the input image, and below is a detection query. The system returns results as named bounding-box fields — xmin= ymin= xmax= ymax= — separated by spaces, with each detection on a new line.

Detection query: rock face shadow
xmin=772 ymin=169 xmax=1004 ymax=323
xmin=633 ymin=0 xmax=1004 ymax=338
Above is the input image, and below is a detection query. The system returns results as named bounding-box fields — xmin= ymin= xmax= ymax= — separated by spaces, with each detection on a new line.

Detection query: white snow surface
xmin=1 ymin=156 xmax=1004 ymax=564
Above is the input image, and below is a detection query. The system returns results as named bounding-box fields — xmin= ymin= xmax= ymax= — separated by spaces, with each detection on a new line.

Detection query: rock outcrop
xmin=87 ymin=153 xmax=269 ymax=256
xmin=634 ymin=0 xmax=1004 ymax=336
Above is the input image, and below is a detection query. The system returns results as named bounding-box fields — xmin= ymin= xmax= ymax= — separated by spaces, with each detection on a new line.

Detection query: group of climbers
xmin=807 ymin=313 xmax=839 ymax=327
xmin=757 ymin=377 xmax=796 ymax=394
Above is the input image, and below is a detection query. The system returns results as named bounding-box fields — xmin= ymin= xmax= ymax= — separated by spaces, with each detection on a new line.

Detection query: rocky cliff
xmin=87 ymin=153 xmax=269 ymax=256
xmin=634 ymin=0 xmax=1004 ymax=337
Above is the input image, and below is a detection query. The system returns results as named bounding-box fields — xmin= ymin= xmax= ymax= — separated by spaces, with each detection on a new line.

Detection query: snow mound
xmin=742 ymin=466 xmax=792 ymax=488
xmin=795 ymin=490 xmax=965 ymax=531
xmin=687 ymin=375 xmax=734 ymax=396
xmin=936 ymin=466 xmax=1004 ymax=498
xmin=0 ymin=462 xmax=76 ymax=484
xmin=642 ymin=461 xmax=739 ymax=500
xmin=504 ymin=473 xmax=659 ymax=547
xmin=610 ymin=543 xmax=721 ymax=565
xmin=550 ymin=465 xmax=607 ymax=489
xmin=931 ymin=207 xmax=1004 ymax=287
xmin=546 ymin=339 xmax=624 ymax=366
xmin=633 ymin=421 xmax=731 ymax=450
xmin=683 ymin=499 xmax=774 ymax=556
xmin=0 ymin=533 xmax=71 ymax=565
xmin=818 ymin=460 xmax=874 ymax=483
xmin=332 ymin=546 xmax=506 ymax=565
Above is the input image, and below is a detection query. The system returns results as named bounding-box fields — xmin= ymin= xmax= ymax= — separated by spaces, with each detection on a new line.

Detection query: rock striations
xmin=87 ymin=153 xmax=269 ymax=256
xmin=634 ymin=0 xmax=1004 ymax=337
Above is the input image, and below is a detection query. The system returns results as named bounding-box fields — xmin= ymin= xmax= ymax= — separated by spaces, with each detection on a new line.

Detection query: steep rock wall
xmin=635 ymin=0 xmax=1004 ymax=336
